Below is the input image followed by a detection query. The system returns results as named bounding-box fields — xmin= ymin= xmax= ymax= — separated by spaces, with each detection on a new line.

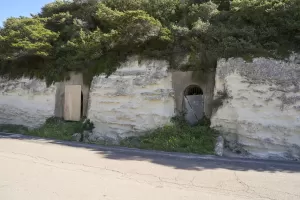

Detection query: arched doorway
xmin=183 ymin=85 xmax=204 ymax=125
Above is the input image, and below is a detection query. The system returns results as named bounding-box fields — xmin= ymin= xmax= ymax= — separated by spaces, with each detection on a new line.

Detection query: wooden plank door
xmin=64 ymin=85 xmax=82 ymax=121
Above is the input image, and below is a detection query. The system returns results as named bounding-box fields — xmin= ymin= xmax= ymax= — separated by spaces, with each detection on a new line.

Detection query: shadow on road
xmin=2 ymin=134 xmax=300 ymax=173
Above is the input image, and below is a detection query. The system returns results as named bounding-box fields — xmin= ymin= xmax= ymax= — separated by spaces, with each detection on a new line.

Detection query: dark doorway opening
xmin=184 ymin=85 xmax=203 ymax=96
xmin=81 ymin=91 xmax=84 ymax=118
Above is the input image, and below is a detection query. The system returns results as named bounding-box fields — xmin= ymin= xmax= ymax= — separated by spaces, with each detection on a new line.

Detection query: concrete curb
xmin=1 ymin=132 xmax=299 ymax=167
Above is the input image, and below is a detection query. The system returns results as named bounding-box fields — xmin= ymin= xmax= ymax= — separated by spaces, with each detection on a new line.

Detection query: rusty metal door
xmin=184 ymin=95 xmax=204 ymax=125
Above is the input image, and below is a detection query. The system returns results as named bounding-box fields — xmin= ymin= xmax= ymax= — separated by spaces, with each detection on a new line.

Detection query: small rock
xmin=215 ymin=136 xmax=224 ymax=156
xmin=72 ymin=133 xmax=81 ymax=142
xmin=83 ymin=131 xmax=92 ymax=143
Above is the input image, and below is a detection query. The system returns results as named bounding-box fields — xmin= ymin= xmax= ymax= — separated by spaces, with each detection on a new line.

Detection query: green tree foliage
xmin=0 ymin=17 xmax=58 ymax=58
xmin=0 ymin=0 xmax=299 ymax=85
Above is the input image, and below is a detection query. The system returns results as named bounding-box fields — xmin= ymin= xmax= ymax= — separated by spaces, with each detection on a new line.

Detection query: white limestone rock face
xmin=87 ymin=57 xmax=175 ymax=142
xmin=211 ymin=54 xmax=300 ymax=160
xmin=0 ymin=78 xmax=56 ymax=128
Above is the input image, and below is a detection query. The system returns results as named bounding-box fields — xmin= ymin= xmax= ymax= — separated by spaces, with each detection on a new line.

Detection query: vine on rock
xmin=0 ymin=0 xmax=299 ymax=86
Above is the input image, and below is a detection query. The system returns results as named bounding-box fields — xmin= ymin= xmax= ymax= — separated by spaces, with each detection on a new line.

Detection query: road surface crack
xmin=234 ymin=172 xmax=278 ymax=200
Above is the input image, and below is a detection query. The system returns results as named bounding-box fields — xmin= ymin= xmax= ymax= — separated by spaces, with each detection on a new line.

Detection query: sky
xmin=0 ymin=0 xmax=54 ymax=26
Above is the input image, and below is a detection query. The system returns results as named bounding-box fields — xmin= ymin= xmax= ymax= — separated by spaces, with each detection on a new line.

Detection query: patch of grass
xmin=0 ymin=117 xmax=94 ymax=141
xmin=120 ymin=117 xmax=218 ymax=155
xmin=0 ymin=116 xmax=217 ymax=155
xmin=26 ymin=118 xmax=83 ymax=140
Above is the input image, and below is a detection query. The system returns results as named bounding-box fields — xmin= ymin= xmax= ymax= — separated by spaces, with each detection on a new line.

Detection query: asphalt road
xmin=0 ymin=134 xmax=300 ymax=200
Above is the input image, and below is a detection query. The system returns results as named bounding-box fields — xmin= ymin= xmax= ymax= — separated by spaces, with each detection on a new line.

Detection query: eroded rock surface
xmin=87 ymin=57 xmax=175 ymax=141
xmin=0 ymin=78 xmax=56 ymax=128
xmin=211 ymin=54 xmax=300 ymax=160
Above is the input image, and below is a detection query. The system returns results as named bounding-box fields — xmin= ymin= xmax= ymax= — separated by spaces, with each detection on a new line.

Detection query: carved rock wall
xmin=211 ymin=54 xmax=300 ymax=160
xmin=87 ymin=57 xmax=175 ymax=142
xmin=0 ymin=78 xmax=56 ymax=128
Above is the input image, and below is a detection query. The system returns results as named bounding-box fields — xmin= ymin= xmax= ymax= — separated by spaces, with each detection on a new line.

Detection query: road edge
xmin=1 ymin=132 xmax=299 ymax=167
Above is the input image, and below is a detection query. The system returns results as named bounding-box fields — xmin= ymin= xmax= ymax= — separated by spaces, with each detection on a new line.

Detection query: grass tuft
xmin=0 ymin=117 xmax=94 ymax=141
xmin=120 ymin=117 xmax=218 ymax=155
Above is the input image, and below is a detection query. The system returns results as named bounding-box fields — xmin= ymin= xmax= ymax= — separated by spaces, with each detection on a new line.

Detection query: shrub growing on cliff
xmin=0 ymin=0 xmax=299 ymax=85
xmin=120 ymin=116 xmax=218 ymax=154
